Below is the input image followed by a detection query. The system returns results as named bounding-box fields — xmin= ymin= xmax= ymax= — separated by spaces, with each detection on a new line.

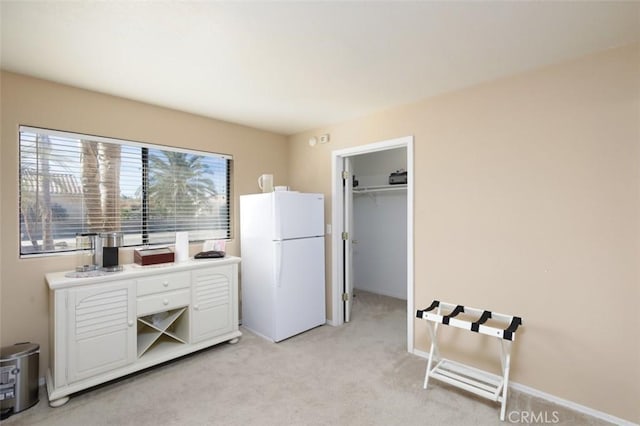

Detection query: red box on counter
xmin=134 ymin=247 xmax=175 ymax=266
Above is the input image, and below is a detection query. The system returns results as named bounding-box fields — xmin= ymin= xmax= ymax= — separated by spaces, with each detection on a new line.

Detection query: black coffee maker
xmin=97 ymin=232 xmax=124 ymax=272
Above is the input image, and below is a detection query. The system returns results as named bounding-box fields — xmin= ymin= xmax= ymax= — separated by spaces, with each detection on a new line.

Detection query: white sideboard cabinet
xmin=45 ymin=257 xmax=241 ymax=407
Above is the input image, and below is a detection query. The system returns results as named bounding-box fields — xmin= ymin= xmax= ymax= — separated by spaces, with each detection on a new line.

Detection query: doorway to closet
xmin=330 ymin=136 xmax=414 ymax=353
xmin=352 ymin=148 xmax=407 ymax=299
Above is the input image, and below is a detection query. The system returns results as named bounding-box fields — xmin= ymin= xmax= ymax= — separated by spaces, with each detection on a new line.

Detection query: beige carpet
xmin=3 ymin=291 xmax=611 ymax=425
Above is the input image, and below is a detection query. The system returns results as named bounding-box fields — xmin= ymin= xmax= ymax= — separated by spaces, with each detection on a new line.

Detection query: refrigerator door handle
xmin=275 ymin=242 xmax=282 ymax=287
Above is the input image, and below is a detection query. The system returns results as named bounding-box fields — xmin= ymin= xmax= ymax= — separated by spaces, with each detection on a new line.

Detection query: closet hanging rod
xmin=353 ymin=184 xmax=407 ymax=194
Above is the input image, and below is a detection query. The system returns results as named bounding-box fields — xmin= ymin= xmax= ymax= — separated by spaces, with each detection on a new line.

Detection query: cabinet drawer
xmin=137 ymin=272 xmax=190 ymax=296
xmin=137 ymin=290 xmax=190 ymax=316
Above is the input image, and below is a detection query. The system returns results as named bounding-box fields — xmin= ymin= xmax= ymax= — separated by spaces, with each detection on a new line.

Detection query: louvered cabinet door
xmin=67 ymin=280 xmax=136 ymax=383
xmin=191 ymin=265 xmax=234 ymax=343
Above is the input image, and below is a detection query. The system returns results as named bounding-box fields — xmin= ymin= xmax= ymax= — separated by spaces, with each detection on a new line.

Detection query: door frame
xmin=330 ymin=135 xmax=414 ymax=353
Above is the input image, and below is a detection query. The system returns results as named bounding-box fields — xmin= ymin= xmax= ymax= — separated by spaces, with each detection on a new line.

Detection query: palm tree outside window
xmin=18 ymin=126 xmax=231 ymax=256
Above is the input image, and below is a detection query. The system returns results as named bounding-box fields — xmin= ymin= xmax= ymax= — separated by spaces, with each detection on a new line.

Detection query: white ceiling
xmin=2 ymin=1 xmax=639 ymax=135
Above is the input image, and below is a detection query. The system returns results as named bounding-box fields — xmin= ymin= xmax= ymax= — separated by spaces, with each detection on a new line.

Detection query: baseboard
xmin=508 ymin=382 xmax=637 ymax=426
xmin=411 ymin=349 xmax=637 ymax=426
xmin=413 ymin=348 xmax=430 ymax=359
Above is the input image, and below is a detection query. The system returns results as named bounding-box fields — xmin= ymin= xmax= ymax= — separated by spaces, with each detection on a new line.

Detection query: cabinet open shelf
xmin=137 ymin=307 xmax=189 ymax=358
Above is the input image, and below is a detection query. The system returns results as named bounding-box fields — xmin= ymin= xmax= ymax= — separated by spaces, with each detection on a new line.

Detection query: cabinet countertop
xmin=46 ymin=256 xmax=241 ymax=290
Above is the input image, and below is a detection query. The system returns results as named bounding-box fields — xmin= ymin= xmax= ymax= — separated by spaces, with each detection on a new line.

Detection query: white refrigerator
xmin=240 ymin=192 xmax=326 ymax=342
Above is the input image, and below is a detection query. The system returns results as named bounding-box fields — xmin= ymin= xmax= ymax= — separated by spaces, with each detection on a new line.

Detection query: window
xmin=19 ymin=126 xmax=232 ymax=256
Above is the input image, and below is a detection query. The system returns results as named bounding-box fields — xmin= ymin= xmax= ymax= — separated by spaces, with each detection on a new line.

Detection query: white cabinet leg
xmin=228 ymin=337 xmax=239 ymax=344
xmin=49 ymin=396 xmax=70 ymax=407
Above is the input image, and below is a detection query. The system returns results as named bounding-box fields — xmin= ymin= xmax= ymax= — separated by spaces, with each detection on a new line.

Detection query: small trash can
xmin=0 ymin=343 xmax=39 ymax=419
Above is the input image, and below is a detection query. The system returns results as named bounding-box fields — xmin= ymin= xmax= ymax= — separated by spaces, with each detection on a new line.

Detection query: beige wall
xmin=0 ymin=71 xmax=289 ymax=377
xmin=288 ymin=44 xmax=640 ymax=422
xmin=1 ymin=43 xmax=638 ymax=422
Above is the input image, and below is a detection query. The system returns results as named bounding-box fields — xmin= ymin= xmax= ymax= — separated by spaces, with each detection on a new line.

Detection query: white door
xmin=191 ymin=265 xmax=234 ymax=343
xmin=274 ymin=237 xmax=326 ymax=341
xmin=343 ymin=157 xmax=354 ymax=322
xmin=67 ymin=280 xmax=136 ymax=383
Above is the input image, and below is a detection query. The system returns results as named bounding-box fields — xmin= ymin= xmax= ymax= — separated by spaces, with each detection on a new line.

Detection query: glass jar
xmin=75 ymin=233 xmax=98 ymax=272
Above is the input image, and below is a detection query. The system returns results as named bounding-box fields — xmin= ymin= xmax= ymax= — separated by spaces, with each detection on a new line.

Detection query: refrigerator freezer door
xmin=274 ymin=237 xmax=326 ymax=342
xmin=273 ymin=192 xmax=324 ymax=240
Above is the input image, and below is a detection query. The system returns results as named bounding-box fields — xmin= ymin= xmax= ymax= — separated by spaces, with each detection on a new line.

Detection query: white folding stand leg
xmin=423 ymin=321 xmax=440 ymax=389
xmin=499 ymin=339 xmax=512 ymax=421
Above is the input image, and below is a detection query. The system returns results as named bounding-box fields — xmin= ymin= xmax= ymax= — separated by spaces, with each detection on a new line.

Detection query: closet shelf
xmin=353 ymin=184 xmax=407 ymax=194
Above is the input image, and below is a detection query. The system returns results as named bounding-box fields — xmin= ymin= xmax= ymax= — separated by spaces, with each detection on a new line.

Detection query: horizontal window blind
xmin=19 ymin=126 xmax=231 ymax=256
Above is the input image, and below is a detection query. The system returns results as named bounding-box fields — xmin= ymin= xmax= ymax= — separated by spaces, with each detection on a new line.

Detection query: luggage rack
xmin=416 ymin=300 xmax=522 ymax=421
